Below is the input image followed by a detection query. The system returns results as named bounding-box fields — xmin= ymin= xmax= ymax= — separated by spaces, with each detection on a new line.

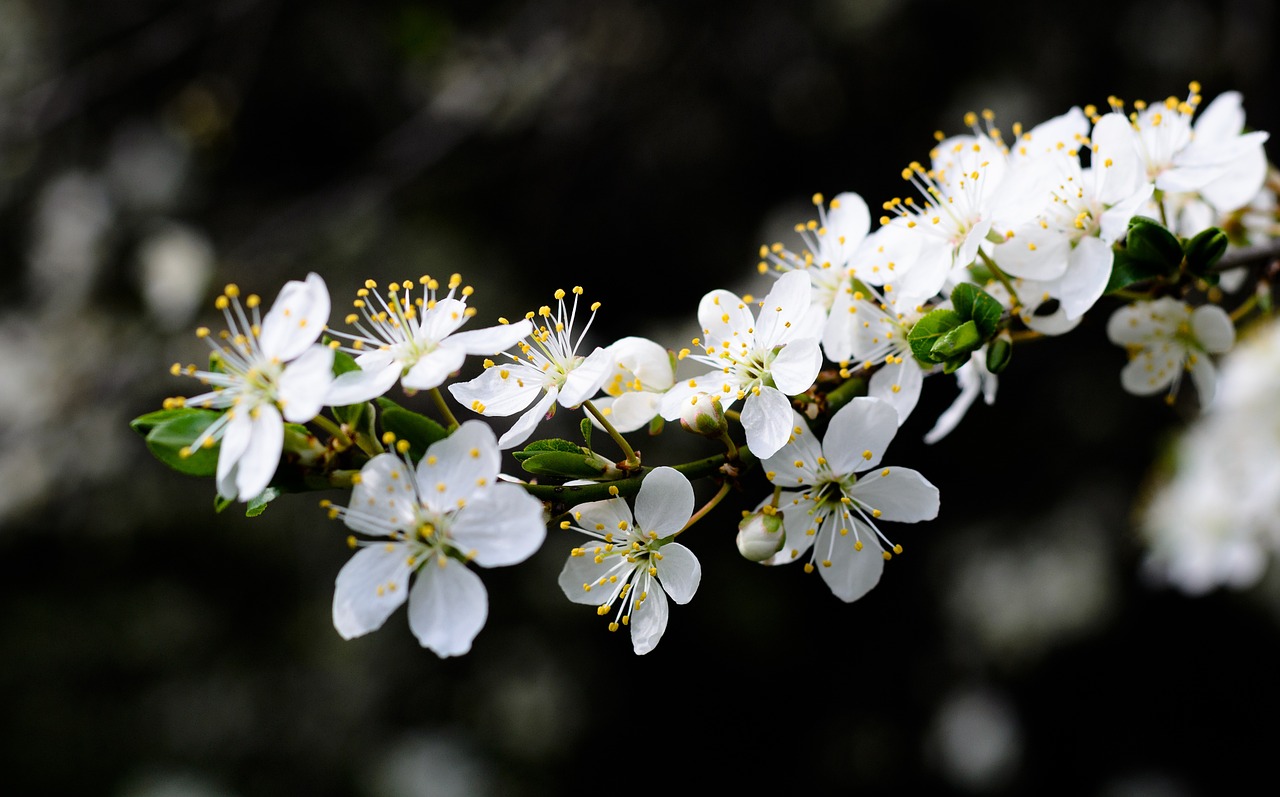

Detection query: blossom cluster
xmin=137 ymin=82 xmax=1278 ymax=657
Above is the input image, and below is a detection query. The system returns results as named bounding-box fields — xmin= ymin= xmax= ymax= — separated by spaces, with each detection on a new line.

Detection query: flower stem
xmin=979 ymin=249 xmax=1019 ymax=304
xmin=429 ymin=387 xmax=460 ymax=431
xmin=312 ymin=413 xmax=354 ymax=450
xmin=676 ymin=479 xmax=732 ymax=537
xmin=582 ymin=399 xmax=640 ymax=471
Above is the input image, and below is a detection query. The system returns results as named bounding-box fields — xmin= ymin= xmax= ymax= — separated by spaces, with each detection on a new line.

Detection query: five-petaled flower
xmin=557 ymin=466 xmax=701 ymax=655
xmin=168 ymin=272 xmax=334 ymax=502
xmin=448 ymin=287 xmax=613 ymax=449
xmin=759 ymin=397 xmax=939 ymax=602
xmin=660 ymin=270 xmax=823 ymax=458
xmin=324 ymin=273 xmax=533 ymax=406
xmin=325 ymin=421 xmax=547 ymax=657
xmin=1106 ymin=296 xmax=1235 ymax=406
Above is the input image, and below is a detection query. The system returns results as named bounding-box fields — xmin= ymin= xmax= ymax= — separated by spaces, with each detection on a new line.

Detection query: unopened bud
xmin=736 ymin=509 xmax=784 ymax=562
xmin=679 ymin=392 xmax=728 ymax=437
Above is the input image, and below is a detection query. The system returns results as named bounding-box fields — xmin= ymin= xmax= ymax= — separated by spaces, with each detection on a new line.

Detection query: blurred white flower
xmin=1141 ymin=316 xmax=1280 ymax=594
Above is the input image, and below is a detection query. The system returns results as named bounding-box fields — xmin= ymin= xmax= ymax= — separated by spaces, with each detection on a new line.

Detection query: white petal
xmin=401 ymin=345 xmax=467 ymax=391
xmin=605 ymin=336 xmax=676 ymax=390
xmin=416 ymin=419 xmax=501 ymax=511
xmin=767 ymin=493 xmax=819 ymax=564
xmin=216 ymin=410 xmax=253 ymax=499
xmin=278 ymin=345 xmax=335 ymax=422
xmin=654 ymin=542 xmax=700 ymax=604
xmin=450 ymin=483 xmax=547 ymax=567
xmin=449 ymin=317 xmax=534 ymax=355
xmin=923 ymin=360 xmax=983 ymax=444
xmin=628 ymin=581 xmax=669 ymax=655
xmin=741 ymin=386 xmax=796 ymax=459
xmin=634 ymin=466 xmax=694 ymax=538
xmin=699 ymin=289 xmax=756 ymax=352
xmin=496 ymin=388 xmax=559 ymax=450
xmin=769 ymin=336 xmax=823 ymax=395
xmin=756 ymin=270 xmax=816 ymax=349
xmin=848 ymin=467 xmax=939 ymax=522
xmin=407 ymin=559 xmax=488 ymax=657
xmin=817 ymin=522 xmax=885 ymax=603
xmin=1189 ymin=354 xmax=1218 ymax=407
xmin=595 ymin=391 xmax=661 ymax=433
xmin=867 ymin=360 xmax=923 ymax=427
xmin=1191 ymin=305 xmax=1236 ymax=353
xmin=1057 ymin=236 xmax=1113 ymax=320
xmin=1120 ymin=351 xmax=1177 ymax=396
xmin=995 ymin=229 xmax=1070 ymax=281
xmin=558 ymin=548 xmax=622 ymax=606
xmin=235 ymin=404 xmax=284 ymax=501
xmin=347 ymin=454 xmax=419 ymax=536
xmin=326 ymin=362 xmax=402 ymax=407
xmin=258 ymin=272 xmax=329 ymax=361
xmin=823 ymin=396 xmax=899 ymax=474
xmin=572 ymin=496 xmax=635 ymax=541
xmin=559 ymin=346 xmax=614 ymax=407
xmin=448 ymin=364 xmax=544 ymax=417
xmin=332 ymin=543 xmax=413 ymax=639
xmin=416 ymin=297 xmax=471 ymax=342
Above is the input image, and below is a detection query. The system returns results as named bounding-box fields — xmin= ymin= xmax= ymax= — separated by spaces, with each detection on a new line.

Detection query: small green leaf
xmin=332 ymin=400 xmax=370 ymax=429
xmin=376 ymin=398 xmax=447 ymax=461
xmin=131 ymin=408 xmax=194 ymax=436
xmin=1105 ymin=248 xmax=1171 ymax=294
xmin=1126 ymin=216 xmax=1183 ymax=268
xmin=1183 ymin=227 xmax=1229 ymax=276
xmin=513 ymin=438 xmax=584 ymax=462
xmin=519 ymin=451 xmax=609 ymax=479
xmin=331 ymin=347 xmax=361 ymax=376
xmin=986 ymin=334 xmax=1013 ymax=374
xmin=951 ymin=283 xmax=1003 ymax=339
xmin=246 ymin=487 xmax=282 ymax=517
xmin=144 ymin=409 xmax=223 ymax=476
xmin=580 ymin=417 xmax=593 ymax=449
xmin=907 ymin=309 xmax=963 ymax=364
xmin=929 ymin=319 xmax=982 ymax=359
xmin=214 ymin=494 xmax=232 ymax=513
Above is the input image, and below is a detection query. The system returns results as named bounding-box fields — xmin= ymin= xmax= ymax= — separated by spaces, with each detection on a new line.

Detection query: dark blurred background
xmin=3 ymin=1 xmax=1279 ymax=795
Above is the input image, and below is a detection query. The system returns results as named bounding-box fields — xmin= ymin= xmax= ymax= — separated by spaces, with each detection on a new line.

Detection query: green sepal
xmin=512 ymin=438 xmax=583 ymax=462
xmin=908 ymin=308 xmax=963 ymax=364
xmin=332 ymin=400 xmax=371 ymax=431
xmin=376 ymin=397 xmax=447 ymax=461
xmin=141 ymin=408 xmax=223 ymax=477
xmin=942 ymin=355 xmax=967 ymax=374
xmin=214 ymin=494 xmax=232 ymax=513
xmin=985 ymin=334 xmax=1013 ymax=374
xmin=1183 ymin=227 xmax=1229 ymax=277
xmin=930 ymin=319 xmax=982 ymax=359
xmin=950 ymin=283 xmax=1003 ymax=340
xmin=580 ymin=417 xmax=593 ymax=449
xmin=1126 ymin=216 xmax=1184 ymax=269
xmin=518 ymin=450 xmax=609 ymax=479
xmin=647 ymin=415 xmax=665 ymax=435
xmin=246 ymin=487 xmax=282 ymax=517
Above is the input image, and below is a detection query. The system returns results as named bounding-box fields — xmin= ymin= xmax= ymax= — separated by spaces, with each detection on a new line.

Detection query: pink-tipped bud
xmin=679 ymin=392 xmax=727 ymax=438
xmin=736 ymin=509 xmax=784 ymax=562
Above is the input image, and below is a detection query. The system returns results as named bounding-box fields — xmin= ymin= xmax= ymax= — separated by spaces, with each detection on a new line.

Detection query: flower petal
xmin=741 ymin=386 xmax=796 ymax=459
xmin=655 ymin=542 xmax=700 ymax=604
xmin=628 ymin=580 xmax=669 ymax=655
xmin=823 ymin=396 xmax=899 ymax=474
xmin=634 ymin=466 xmax=694 ymax=538
xmin=332 ymin=543 xmax=413 ymax=639
xmin=347 ymin=453 xmax=419 ymax=536
xmin=817 ymin=522 xmax=885 ymax=603
xmin=559 ymin=346 xmax=614 ymax=407
xmin=277 ymin=344 xmax=335 ymax=422
xmin=450 ymin=483 xmax=547 ymax=568
xmin=448 ymin=318 xmax=534 ymax=356
xmin=401 ymin=345 xmax=467 ymax=391
xmin=848 ymin=466 xmax=939 ymax=522
xmin=416 ymin=420 xmax=501 ymax=511
xmin=235 ymin=403 xmax=284 ymax=501
xmin=326 ymin=361 xmax=403 ymax=407
xmin=407 ymin=559 xmax=488 ymax=657
xmin=259 ymin=272 xmax=329 ymax=361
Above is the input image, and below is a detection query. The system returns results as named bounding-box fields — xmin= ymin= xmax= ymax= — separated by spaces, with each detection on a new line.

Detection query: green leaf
xmin=1183 ymin=227 xmax=1229 ymax=276
xmin=131 ymin=408 xmax=194 ymax=436
xmin=332 ymin=400 xmax=371 ymax=429
xmin=950 ymin=283 xmax=1003 ymax=339
xmin=331 ymin=346 xmax=360 ymax=375
xmin=245 ymin=487 xmax=282 ymax=517
xmin=518 ymin=451 xmax=609 ymax=479
xmin=376 ymin=397 xmax=447 ymax=461
xmin=907 ymin=308 xmax=963 ymax=364
xmin=1126 ymin=216 xmax=1183 ymax=268
xmin=512 ymin=438 xmax=584 ymax=462
xmin=929 ymin=319 xmax=982 ymax=359
xmin=143 ymin=409 xmax=223 ymax=476
xmin=985 ymin=334 xmax=1013 ymax=374
xmin=580 ymin=417 xmax=593 ymax=450
xmin=214 ymin=494 xmax=232 ymax=513
xmin=1105 ymin=248 xmax=1172 ymax=294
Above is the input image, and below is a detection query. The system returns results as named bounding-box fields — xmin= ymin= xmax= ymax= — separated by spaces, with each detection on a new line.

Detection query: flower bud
xmin=736 ymin=509 xmax=784 ymax=562
xmin=679 ymin=392 xmax=728 ymax=438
